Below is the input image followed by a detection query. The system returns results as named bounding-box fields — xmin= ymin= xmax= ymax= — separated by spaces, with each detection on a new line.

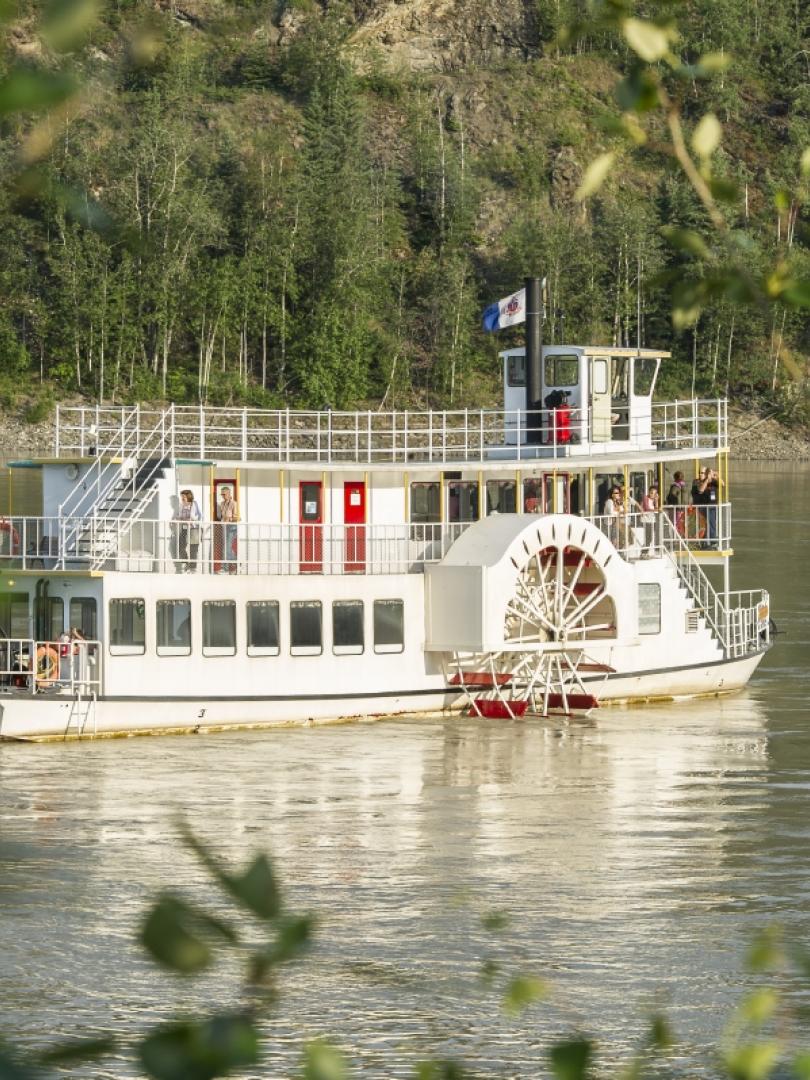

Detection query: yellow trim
xmin=209 ymin=465 xmax=215 ymax=520
xmin=657 ymin=460 xmax=664 ymax=498
xmin=623 ymin=463 xmax=629 ymax=495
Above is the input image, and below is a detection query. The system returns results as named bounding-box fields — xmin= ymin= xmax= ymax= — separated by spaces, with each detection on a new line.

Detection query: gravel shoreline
xmin=1 ymin=404 xmax=809 ymax=461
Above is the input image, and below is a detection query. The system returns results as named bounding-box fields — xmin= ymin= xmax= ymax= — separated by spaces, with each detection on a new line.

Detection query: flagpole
xmin=525 ymin=276 xmax=543 ymax=446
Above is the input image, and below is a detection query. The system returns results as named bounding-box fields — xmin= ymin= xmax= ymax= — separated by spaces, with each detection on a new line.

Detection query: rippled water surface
xmin=1 ymin=463 xmax=808 ymax=1076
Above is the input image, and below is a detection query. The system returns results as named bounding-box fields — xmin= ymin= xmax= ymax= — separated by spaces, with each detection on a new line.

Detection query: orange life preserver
xmin=35 ymin=644 xmax=59 ymax=687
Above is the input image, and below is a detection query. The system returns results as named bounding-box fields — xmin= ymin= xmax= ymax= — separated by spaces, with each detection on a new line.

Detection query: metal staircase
xmin=57 ymin=412 xmax=172 ymax=570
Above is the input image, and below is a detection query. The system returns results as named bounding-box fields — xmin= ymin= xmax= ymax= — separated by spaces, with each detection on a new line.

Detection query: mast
xmin=525 ymin=276 xmax=543 ymax=445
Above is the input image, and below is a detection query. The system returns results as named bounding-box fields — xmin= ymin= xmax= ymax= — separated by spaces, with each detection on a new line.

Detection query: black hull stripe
xmin=75 ymin=648 xmax=768 ymax=704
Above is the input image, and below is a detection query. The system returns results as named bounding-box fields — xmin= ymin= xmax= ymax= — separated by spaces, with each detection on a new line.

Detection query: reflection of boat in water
xmin=0 ymin=315 xmax=770 ymax=739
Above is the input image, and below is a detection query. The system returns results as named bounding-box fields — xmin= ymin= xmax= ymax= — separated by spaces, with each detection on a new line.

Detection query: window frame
xmin=373 ymin=599 xmax=405 ymax=655
xmin=108 ymin=597 xmax=146 ymax=656
xmin=156 ymin=598 xmax=192 ymax=657
xmin=544 ymin=353 xmax=580 ymax=388
xmin=638 ymin=583 xmax=661 ymax=635
xmin=69 ymin=596 xmax=98 ymax=640
xmin=202 ymin=599 xmax=237 ymax=657
xmin=290 ymin=600 xmax=323 ymax=657
xmin=246 ymin=600 xmax=281 ymax=657
xmin=332 ymin=599 xmax=364 ymax=656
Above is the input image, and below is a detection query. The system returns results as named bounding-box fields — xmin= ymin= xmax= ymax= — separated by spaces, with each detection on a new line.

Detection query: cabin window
xmin=0 ymin=592 xmax=30 ymax=639
xmin=507 ymin=354 xmax=526 ymax=387
xmin=290 ymin=600 xmax=322 ymax=656
xmin=523 ymin=478 xmax=542 ymax=513
xmin=638 ymin=583 xmax=661 ymax=635
xmin=486 ymin=480 xmax=516 ymax=515
xmin=634 ymin=357 xmax=658 ymax=396
xmin=109 ymin=598 xmax=146 ymax=655
xmin=373 ymin=599 xmax=404 ymax=654
xmin=544 ymin=354 xmax=579 ymax=387
xmin=612 ymin=356 xmax=629 ymax=400
xmin=202 ymin=600 xmax=236 ymax=656
xmin=447 ymin=481 xmax=479 ymax=523
xmin=592 ymin=358 xmax=608 ymax=395
xmin=70 ymin=598 xmax=97 ymax=639
xmin=157 ymin=599 xmax=192 ymax=656
xmin=44 ymin=596 xmax=64 ymax=640
xmin=247 ymin=601 xmax=280 ymax=657
xmin=333 ymin=600 xmax=364 ymax=655
xmin=410 ymin=482 xmax=440 ymax=525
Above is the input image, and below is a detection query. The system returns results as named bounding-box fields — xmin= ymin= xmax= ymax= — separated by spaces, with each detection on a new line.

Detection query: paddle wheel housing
xmin=426 ymin=514 xmax=634 ymax=716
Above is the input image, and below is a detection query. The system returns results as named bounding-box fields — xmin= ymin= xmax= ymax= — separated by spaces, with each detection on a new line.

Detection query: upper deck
xmin=53 ymin=399 xmax=728 ymax=468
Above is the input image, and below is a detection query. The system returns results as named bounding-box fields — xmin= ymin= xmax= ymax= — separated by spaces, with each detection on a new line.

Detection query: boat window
xmin=507 ymin=354 xmax=526 ymax=387
xmin=202 ymin=600 xmax=236 ymax=656
xmin=157 ymin=599 xmax=192 ymax=656
xmin=486 ymin=480 xmax=516 ymax=515
xmin=109 ymin=598 xmax=146 ymax=655
xmin=638 ymin=583 xmax=661 ymax=635
xmin=544 ymin=354 xmax=579 ymax=387
xmin=291 ymin=601 xmax=322 ymax=656
xmin=447 ymin=481 xmax=479 ymax=523
xmin=0 ymin=592 xmax=29 ymax=639
xmin=70 ymin=598 xmax=97 ymax=639
xmin=522 ymin=478 xmax=542 ymax=513
xmin=333 ymin=600 xmax=364 ymax=655
xmin=247 ymin=601 xmax=280 ymax=657
xmin=634 ymin=356 xmax=658 ymax=396
xmin=46 ymin=597 xmax=64 ymax=640
xmin=592 ymin=358 xmax=608 ymax=395
xmin=611 ymin=356 xmax=629 ymax=400
xmin=373 ymin=599 xmax=404 ymax=654
xmin=410 ymin=482 xmax=440 ymax=524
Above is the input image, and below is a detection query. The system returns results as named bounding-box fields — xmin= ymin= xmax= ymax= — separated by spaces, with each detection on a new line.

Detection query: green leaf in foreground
xmin=550 ymin=1038 xmax=593 ymax=1080
xmin=181 ymin=826 xmax=281 ymax=920
xmin=575 ymin=152 xmax=616 ymax=201
xmin=503 ymin=975 xmax=548 ymax=1015
xmin=302 ymin=1040 xmax=348 ymax=1080
xmin=0 ymin=70 xmax=77 ymax=115
xmin=723 ymin=1041 xmax=780 ymax=1080
xmin=0 ymin=1041 xmax=40 ymax=1080
xmin=415 ymin=1062 xmax=468 ymax=1080
xmin=140 ymin=894 xmax=237 ymax=974
xmin=661 ymin=226 xmax=711 ymax=259
xmin=139 ymin=1015 xmax=259 ymax=1080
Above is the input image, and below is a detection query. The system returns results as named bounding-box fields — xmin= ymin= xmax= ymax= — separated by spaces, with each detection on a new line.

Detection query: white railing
xmin=0 ymin=638 xmax=101 ymax=697
xmin=0 ymin=516 xmax=470 ymax=575
xmin=0 ymin=509 xmax=734 ymax=575
xmin=54 ymin=399 xmax=728 ymax=465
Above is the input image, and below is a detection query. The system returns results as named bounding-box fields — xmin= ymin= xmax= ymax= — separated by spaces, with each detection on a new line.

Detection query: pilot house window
xmin=544 ymin=355 xmax=579 ymax=386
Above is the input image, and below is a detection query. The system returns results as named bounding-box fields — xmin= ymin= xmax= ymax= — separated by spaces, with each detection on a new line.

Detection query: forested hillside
xmin=0 ymin=0 xmax=808 ymax=415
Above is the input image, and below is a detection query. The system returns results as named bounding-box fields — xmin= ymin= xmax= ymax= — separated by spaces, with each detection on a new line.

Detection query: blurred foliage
xmin=3 ymin=830 xmax=810 ymax=1079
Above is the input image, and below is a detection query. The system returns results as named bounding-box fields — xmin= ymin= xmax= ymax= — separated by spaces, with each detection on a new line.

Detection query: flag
xmin=482 ymin=287 xmax=526 ymax=332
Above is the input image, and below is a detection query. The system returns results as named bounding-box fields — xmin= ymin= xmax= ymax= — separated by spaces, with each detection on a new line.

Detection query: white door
xmin=590 ymin=357 xmax=611 ymax=442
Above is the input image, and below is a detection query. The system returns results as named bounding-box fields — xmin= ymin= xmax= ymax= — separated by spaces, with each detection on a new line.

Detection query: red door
xmin=299 ymin=481 xmax=323 ymax=573
xmin=343 ymin=481 xmax=366 ymax=572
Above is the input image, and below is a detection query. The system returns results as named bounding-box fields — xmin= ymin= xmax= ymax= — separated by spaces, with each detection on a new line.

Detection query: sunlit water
xmin=1 ymin=463 xmax=808 ymax=1077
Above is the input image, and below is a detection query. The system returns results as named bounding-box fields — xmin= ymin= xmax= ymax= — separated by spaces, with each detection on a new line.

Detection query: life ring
xmin=0 ymin=518 xmax=20 ymax=555
xmin=675 ymin=506 xmax=706 ymax=541
xmin=35 ymin=644 xmax=59 ymax=688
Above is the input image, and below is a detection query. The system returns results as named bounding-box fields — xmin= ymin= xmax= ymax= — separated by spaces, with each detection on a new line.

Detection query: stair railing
xmin=658 ymin=512 xmax=728 ymax=650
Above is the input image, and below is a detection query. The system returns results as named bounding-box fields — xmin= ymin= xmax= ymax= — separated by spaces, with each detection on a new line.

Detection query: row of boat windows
xmin=108 ymin=597 xmax=405 ymax=657
xmin=410 ymin=472 xmax=655 ymax=522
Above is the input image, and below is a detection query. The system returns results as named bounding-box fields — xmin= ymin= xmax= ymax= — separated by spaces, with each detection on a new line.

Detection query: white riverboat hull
xmin=0 ymin=648 xmax=767 ymax=741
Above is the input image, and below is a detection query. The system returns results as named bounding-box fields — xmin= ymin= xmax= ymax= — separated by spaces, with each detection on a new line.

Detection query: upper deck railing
xmin=53 ymin=400 xmax=727 ymax=465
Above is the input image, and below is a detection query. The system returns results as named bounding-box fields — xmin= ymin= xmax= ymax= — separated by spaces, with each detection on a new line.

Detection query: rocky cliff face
xmin=322 ymin=0 xmax=534 ymax=72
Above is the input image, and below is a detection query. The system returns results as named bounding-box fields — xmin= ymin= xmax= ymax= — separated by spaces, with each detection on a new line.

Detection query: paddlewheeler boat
xmin=0 ymin=343 xmax=770 ymax=740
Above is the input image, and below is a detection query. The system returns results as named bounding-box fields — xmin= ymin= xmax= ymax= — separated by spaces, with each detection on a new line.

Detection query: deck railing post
xmin=242 ymin=408 xmax=248 ymax=462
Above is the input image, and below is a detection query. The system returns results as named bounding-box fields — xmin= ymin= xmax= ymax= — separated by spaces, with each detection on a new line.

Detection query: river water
xmin=0 ymin=463 xmax=808 ymax=1077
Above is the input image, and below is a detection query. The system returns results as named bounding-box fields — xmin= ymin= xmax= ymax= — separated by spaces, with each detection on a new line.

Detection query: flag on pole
xmin=482 ymin=287 xmax=526 ymax=332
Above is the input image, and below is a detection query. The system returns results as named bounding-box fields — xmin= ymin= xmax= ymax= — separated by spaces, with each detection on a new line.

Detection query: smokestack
xmin=525 ymin=276 xmax=543 ymax=445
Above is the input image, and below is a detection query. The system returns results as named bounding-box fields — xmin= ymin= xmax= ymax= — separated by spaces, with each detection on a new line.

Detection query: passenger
xmin=216 ymin=486 xmax=239 ymax=574
xmin=174 ymin=489 xmax=202 ymax=573
xmin=666 ymin=470 xmax=686 ymax=507
xmin=603 ymin=486 xmax=625 ymax=547
xmin=691 ymin=467 xmax=718 ymax=546
xmin=640 ymin=484 xmax=659 ymax=556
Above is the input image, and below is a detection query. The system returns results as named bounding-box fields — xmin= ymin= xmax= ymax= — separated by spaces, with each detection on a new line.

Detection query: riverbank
xmin=1 ymin=403 xmax=809 ymax=461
